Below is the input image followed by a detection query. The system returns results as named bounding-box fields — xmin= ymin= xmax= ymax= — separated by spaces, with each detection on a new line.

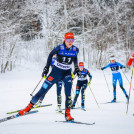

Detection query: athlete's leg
xmin=56 ymin=80 xmax=63 ymax=105
xmin=63 ymin=73 xmax=74 ymax=121
xmin=19 ymin=67 xmax=62 ymax=115
xmin=81 ymin=83 xmax=87 ymax=108
xmin=72 ymin=82 xmax=81 ymax=107
xmin=118 ymin=74 xmax=129 ymax=99
xmin=112 ymin=74 xmax=117 ymax=102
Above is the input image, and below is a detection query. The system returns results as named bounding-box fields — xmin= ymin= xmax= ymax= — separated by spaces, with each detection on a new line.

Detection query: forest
xmin=0 ymin=0 xmax=134 ymax=73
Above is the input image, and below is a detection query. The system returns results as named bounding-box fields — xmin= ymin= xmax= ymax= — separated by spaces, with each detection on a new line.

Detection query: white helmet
xmin=110 ymin=56 xmax=116 ymax=61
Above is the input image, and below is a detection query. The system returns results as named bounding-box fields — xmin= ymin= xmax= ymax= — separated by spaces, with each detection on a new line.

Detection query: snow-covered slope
xmin=0 ymin=67 xmax=134 ymax=134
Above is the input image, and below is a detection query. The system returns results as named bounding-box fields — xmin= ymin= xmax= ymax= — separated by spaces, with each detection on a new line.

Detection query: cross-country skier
xmin=71 ymin=62 xmax=92 ymax=109
xmin=128 ymin=52 xmax=134 ymax=66
xmin=18 ymin=32 xmax=79 ymax=121
xmin=36 ymin=54 xmax=63 ymax=112
xmin=101 ymin=57 xmax=129 ymax=102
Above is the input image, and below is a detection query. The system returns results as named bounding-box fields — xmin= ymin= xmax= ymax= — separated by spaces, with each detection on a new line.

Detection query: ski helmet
xmin=131 ymin=52 xmax=134 ymax=57
xmin=79 ymin=62 xmax=84 ymax=67
xmin=64 ymin=33 xmax=74 ymax=39
xmin=110 ymin=56 xmax=116 ymax=63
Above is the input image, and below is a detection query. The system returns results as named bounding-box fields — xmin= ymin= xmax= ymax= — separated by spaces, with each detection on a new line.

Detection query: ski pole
xmin=71 ymin=75 xmax=80 ymax=108
xmin=102 ymin=70 xmax=110 ymax=92
xmin=30 ymin=76 xmax=46 ymax=96
xmin=126 ymin=66 xmax=134 ymax=114
xmin=89 ymin=86 xmax=100 ymax=109
xmin=121 ymin=70 xmax=134 ymax=89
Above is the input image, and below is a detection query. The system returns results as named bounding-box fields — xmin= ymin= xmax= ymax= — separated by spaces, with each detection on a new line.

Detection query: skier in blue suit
xmin=19 ymin=33 xmax=79 ymax=121
xmin=101 ymin=57 xmax=129 ymax=102
xmin=71 ymin=62 xmax=92 ymax=109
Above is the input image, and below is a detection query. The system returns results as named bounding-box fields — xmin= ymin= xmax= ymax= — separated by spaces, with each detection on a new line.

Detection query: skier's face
xmin=79 ymin=66 xmax=84 ymax=71
xmin=111 ymin=60 xmax=115 ymax=63
xmin=65 ymin=38 xmax=74 ymax=48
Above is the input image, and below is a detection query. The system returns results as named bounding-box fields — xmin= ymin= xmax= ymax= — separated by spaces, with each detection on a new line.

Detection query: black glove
xmin=75 ymin=66 xmax=79 ymax=75
xmin=42 ymin=66 xmax=49 ymax=77
xmin=101 ymin=67 xmax=105 ymax=70
xmin=120 ymin=66 xmax=125 ymax=69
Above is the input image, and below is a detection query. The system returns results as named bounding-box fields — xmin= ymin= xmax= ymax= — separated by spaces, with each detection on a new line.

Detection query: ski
xmin=100 ymin=101 xmax=123 ymax=104
xmin=81 ymin=108 xmax=86 ymax=111
xmin=56 ymin=111 xmax=64 ymax=115
xmin=32 ymin=104 xmax=52 ymax=109
xmin=55 ymin=120 xmax=95 ymax=125
xmin=58 ymin=107 xmax=80 ymax=111
xmin=72 ymin=107 xmax=86 ymax=111
xmin=0 ymin=110 xmax=38 ymax=123
xmin=7 ymin=104 xmax=52 ymax=114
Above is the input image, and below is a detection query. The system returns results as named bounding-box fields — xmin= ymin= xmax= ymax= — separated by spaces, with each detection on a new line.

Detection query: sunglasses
xmin=65 ymin=39 xmax=74 ymax=42
xmin=79 ymin=66 xmax=84 ymax=68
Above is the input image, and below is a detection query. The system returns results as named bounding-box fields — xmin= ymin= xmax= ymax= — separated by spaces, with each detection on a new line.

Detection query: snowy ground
xmin=0 ymin=66 xmax=134 ymax=134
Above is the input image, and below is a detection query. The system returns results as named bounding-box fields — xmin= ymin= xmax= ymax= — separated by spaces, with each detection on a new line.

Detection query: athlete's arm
xmin=46 ymin=46 xmax=60 ymax=68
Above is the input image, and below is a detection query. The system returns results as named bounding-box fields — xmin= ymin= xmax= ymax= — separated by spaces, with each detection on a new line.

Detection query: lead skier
xmin=18 ymin=32 xmax=79 ymax=121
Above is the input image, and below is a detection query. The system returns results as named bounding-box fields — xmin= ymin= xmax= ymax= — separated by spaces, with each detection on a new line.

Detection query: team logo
xmin=76 ymin=90 xmax=79 ymax=94
xmin=42 ymin=83 xmax=48 ymax=89
xmin=60 ymin=45 xmax=64 ymax=50
xmin=73 ymin=47 xmax=76 ymax=51
xmin=76 ymin=86 xmax=79 ymax=89
xmin=48 ymin=76 xmax=54 ymax=81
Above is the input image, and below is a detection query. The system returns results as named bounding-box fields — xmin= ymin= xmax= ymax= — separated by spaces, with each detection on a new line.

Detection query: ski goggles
xmin=65 ymin=39 xmax=74 ymax=42
xmin=79 ymin=66 xmax=84 ymax=68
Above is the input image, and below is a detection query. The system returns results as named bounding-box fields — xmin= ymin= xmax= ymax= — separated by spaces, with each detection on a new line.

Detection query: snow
xmin=0 ymin=67 xmax=134 ymax=134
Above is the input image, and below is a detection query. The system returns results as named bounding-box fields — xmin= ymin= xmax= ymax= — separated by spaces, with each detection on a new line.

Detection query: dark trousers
xmin=31 ymin=66 xmax=72 ymax=108
xmin=72 ymin=80 xmax=87 ymax=106
xmin=56 ymin=80 xmax=63 ymax=105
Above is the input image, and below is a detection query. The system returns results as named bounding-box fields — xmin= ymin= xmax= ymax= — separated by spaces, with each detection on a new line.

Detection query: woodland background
xmin=0 ymin=0 xmax=134 ymax=73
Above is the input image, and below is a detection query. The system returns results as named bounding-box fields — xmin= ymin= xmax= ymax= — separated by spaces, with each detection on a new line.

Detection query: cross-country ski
xmin=0 ymin=110 xmax=38 ymax=123
xmin=55 ymin=120 xmax=95 ymax=125
xmin=7 ymin=104 xmax=52 ymax=114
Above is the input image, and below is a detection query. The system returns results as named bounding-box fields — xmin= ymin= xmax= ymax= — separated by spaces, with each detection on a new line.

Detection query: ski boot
xmin=111 ymin=98 xmax=116 ymax=103
xmin=19 ymin=102 xmax=34 ymax=115
xmin=34 ymin=99 xmax=42 ymax=108
xmin=81 ymin=103 xmax=85 ymax=109
xmin=57 ymin=104 xmax=62 ymax=112
xmin=71 ymin=104 xmax=75 ymax=109
xmin=65 ymin=108 xmax=74 ymax=121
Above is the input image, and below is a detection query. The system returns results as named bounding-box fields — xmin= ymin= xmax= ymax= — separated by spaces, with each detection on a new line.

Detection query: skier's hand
xmin=120 ymin=66 xmax=125 ymax=69
xmin=71 ymin=73 xmax=75 ymax=79
xmin=42 ymin=66 xmax=49 ymax=77
xmin=75 ymin=66 xmax=79 ymax=75
xmin=101 ymin=67 xmax=104 ymax=70
xmin=87 ymin=81 xmax=91 ymax=86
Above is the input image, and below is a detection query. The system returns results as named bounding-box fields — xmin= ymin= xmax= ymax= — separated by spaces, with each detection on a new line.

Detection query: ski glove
xmin=71 ymin=73 xmax=75 ymax=79
xmin=87 ymin=81 xmax=91 ymax=86
xmin=75 ymin=66 xmax=79 ymax=75
xmin=42 ymin=66 xmax=49 ymax=77
xmin=120 ymin=66 xmax=125 ymax=69
xmin=101 ymin=67 xmax=105 ymax=70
